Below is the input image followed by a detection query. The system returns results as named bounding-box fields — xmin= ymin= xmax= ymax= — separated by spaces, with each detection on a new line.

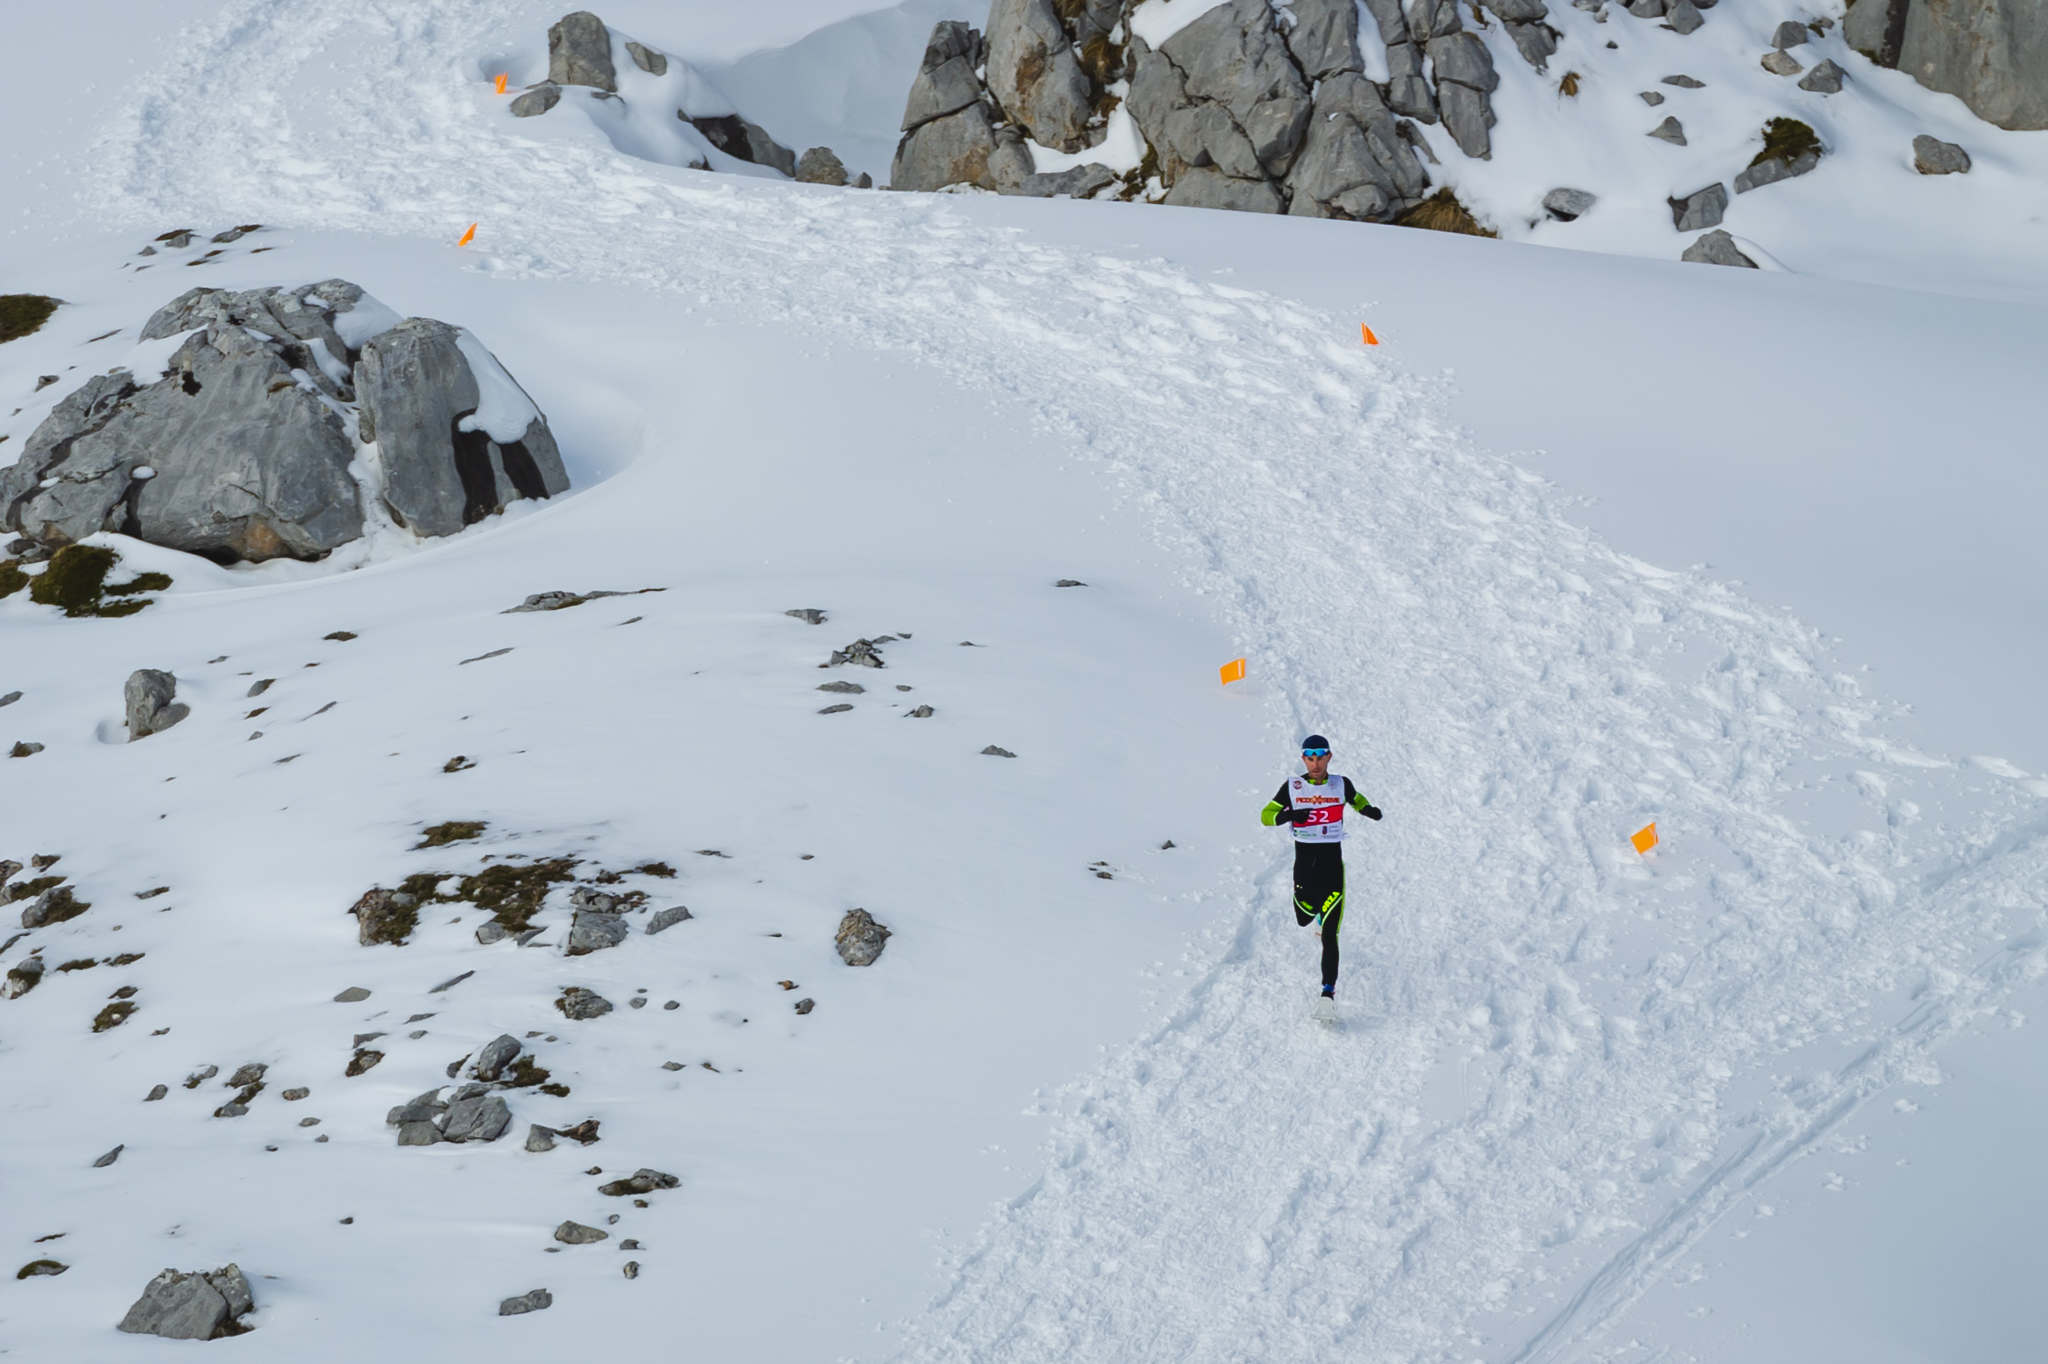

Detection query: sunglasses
xmin=1302 ymin=748 xmax=1330 ymax=758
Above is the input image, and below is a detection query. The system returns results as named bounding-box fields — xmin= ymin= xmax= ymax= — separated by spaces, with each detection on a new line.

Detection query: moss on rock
xmin=92 ymin=1000 xmax=137 ymax=1033
xmin=458 ymin=858 xmax=578 ymax=933
xmin=415 ymin=821 xmax=487 ymax=849
xmin=0 ymin=561 xmax=27 ymax=599
xmin=1395 ymin=189 xmax=1498 ymax=238
xmin=1752 ymin=117 xmax=1822 ymax=168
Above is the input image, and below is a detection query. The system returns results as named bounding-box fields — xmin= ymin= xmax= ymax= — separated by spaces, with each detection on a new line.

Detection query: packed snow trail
xmin=74 ymin=2 xmax=2048 ymax=1358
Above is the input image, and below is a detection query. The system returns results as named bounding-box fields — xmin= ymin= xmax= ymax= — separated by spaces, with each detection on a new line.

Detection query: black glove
xmin=1362 ymin=804 xmax=1383 ymax=821
xmin=1275 ymin=807 xmax=1305 ymax=825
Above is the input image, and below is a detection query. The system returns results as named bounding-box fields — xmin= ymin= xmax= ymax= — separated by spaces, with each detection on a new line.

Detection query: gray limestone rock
xmin=1161 ymin=0 xmax=1314 ymax=177
xmin=835 ymin=907 xmax=892 ymax=967
xmin=548 ymin=12 xmax=616 ymax=92
xmin=1772 ymin=20 xmax=1810 ymax=48
xmin=510 ymin=83 xmax=562 ymax=118
xmin=1912 ymin=134 xmax=1972 ymax=173
xmin=891 ymin=101 xmax=999 ymax=191
xmin=1481 ymin=0 xmax=1552 ymax=20
xmin=1798 ymin=58 xmax=1847 ymax=93
xmin=1662 ymin=73 xmax=1706 ymax=86
xmin=1844 ymin=0 xmax=2048 ymax=130
xmin=21 ymin=886 xmax=86 ymax=929
xmin=353 ymin=318 xmax=569 ymax=539
xmin=1761 ymin=50 xmax=1804 ymax=76
xmin=472 ymin=1034 xmax=522 ymax=1082
xmin=3 ymin=956 xmax=44 ymax=999
xmin=556 ymin=986 xmax=614 ymax=1020
xmin=1628 ymin=0 xmax=1667 ymax=16
xmin=1647 ymin=115 xmax=1687 ymax=144
xmin=625 ymin=41 xmax=667 ymax=76
xmin=1286 ymin=0 xmax=1365 ymax=79
xmin=554 ymin=1221 xmax=609 ymax=1245
xmin=686 ymin=114 xmax=798 ymax=177
xmin=900 ymin=22 xmax=985 ymax=133
xmin=1427 ymin=33 xmax=1500 ymax=158
xmin=1641 ymin=90 xmax=1666 ymax=104
xmin=987 ymin=125 xmax=1038 ymax=192
xmin=442 ymin=1094 xmax=512 ymax=1143
xmin=499 ymin=1288 xmax=553 ymax=1315
xmin=350 ymin=888 xmax=418 ymax=947
xmin=646 ymin=905 xmax=693 ymax=934
xmin=526 ymin=1124 xmax=557 ymax=1152
xmin=93 ymin=1144 xmax=125 ymax=1167
xmin=1507 ymin=21 xmax=1561 ymax=67
xmin=1734 ymin=148 xmax=1820 ymax=192
xmin=597 ymin=1167 xmax=680 ymax=1196
xmin=396 ymin=1120 xmax=442 ymax=1146
xmin=1542 ymin=187 xmax=1598 ymax=220
xmin=1284 ymin=73 xmax=1428 ymax=221
xmin=1681 ymin=229 xmax=1759 ymax=267
xmin=1664 ymin=0 xmax=1705 ymax=34
xmin=333 ymin=986 xmax=371 ymax=1003
xmin=795 ymin=147 xmax=850 ymax=185
xmin=1019 ymin=164 xmax=1120 ymax=198
xmin=116 ymin=1264 xmax=252 ymax=1340
xmin=125 ymin=670 xmax=189 ymax=741
xmin=1162 ymin=167 xmax=1285 ymax=212
xmin=1668 ymin=182 xmax=1728 ymax=230
xmin=1409 ymin=0 xmax=1466 ymax=39
xmin=566 ymin=909 xmax=628 ymax=956
xmin=985 ymin=0 xmax=1096 ymax=153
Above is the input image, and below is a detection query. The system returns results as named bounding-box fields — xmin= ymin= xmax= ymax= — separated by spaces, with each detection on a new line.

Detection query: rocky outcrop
xmin=986 ymin=0 xmax=1097 ymax=152
xmin=117 ymin=1265 xmax=253 ymax=1340
xmin=893 ymin=24 xmax=1001 ymax=192
xmin=549 ymin=11 xmax=616 ymax=92
xmin=5 ymin=283 xmax=567 ymax=562
xmin=1284 ymin=74 xmax=1429 ymax=221
xmin=1846 ymin=0 xmax=2048 ymax=130
xmin=386 ymin=1083 xmax=513 ymax=1146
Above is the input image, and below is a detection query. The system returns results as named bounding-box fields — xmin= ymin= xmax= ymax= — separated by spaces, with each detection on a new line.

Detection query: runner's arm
xmin=1261 ymin=782 xmax=1299 ymax=826
xmin=1342 ymin=776 xmax=1383 ymax=821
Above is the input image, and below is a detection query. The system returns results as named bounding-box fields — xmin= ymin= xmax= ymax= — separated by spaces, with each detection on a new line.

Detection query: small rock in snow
xmin=92 ymin=1144 xmax=124 ymax=1168
xmin=499 ymin=1288 xmax=553 ymax=1315
xmin=333 ymin=986 xmax=371 ymax=1002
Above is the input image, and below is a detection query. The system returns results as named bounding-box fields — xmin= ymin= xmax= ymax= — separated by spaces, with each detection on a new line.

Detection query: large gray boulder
xmin=1162 ymin=0 xmax=1314 ymax=177
xmin=1845 ymin=0 xmax=2046 ymax=129
xmin=795 ymin=147 xmax=850 ymax=186
xmin=353 ymin=319 xmax=569 ymax=539
xmin=985 ymin=0 xmax=1096 ymax=152
xmin=893 ymin=97 xmax=999 ymax=190
xmin=1912 ymin=133 xmax=1973 ymax=173
xmin=2 ymin=315 xmax=364 ymax=561
xmin=117 ymin=1265 xmax=253 ymax=1340
xmin=1284 ymin=74 xmax=1429 ymax=221
xmin=548 ymin=11 xmax=617 ymax=92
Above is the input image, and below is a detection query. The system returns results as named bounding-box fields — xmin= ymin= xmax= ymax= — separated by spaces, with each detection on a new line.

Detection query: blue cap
xmin=1302 ymin=734 xmax=1330 ymax=752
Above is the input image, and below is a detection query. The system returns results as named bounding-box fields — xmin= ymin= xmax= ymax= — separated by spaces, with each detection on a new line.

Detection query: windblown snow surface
xmin=2 ymin=1 xmax=2045 ymax=1361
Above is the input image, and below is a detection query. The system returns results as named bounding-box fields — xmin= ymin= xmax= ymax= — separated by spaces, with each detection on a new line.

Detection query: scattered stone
xmin=0 ymin=691 xmax=18 ymax=707
xmin=442 ymin=1093 xmax=512 ymax=1143
xmin=1761 ymin=50 xmax=1803 ymax=76
xmin=795 ymin=998 xmax=815 ymax=1015
xmin=554 ymin=1221 xmax=608 ymax=1245
xmin=1647 ymin=116 xmax=1686 ymax=145
xmin=628 ymin=996 xmax=647 ymax=1009
xmin=498 ymin=1288 xmax=553 ymax=1316
xmin=663 ymin=1001 xmax=679 ymax=1011
xmin=228 ymin=1063 xmax=267 ymax=1088
xmin=828 ymin=638 xmax=886 ymax=668
xmin=460 ymin=647 xmax=514 ymax=666
xmin=20 ymin=885 xmax=88 ymax=930
xmin=94 ymin=1000 xmax=137 ymax=1032
xmin=1640 ymin=90 xmax=1665 ymax=105
xmin=597 ymin=1168 xmax=679 ymax=1197
xmin=282 ymin=1087 xmax=309 ymax=1101
xmin=9 ymin=742 xmax=42 ymax=759
xmin=1798 ymin=59 xmax=1846 ymax=95
xmin=556 ymin=987 xmax=614 ymax=1020
xmin=906 ymin=705 xmax=935 ymax=718
xmin=476 ymin=922 xmax=509 ymax=945
xmin=646 ymin=906 xmax=693 ymax=935
xmin=566 ymin=909 xmax=628 ymax=956
xmin=1664 ymin=0 xmax=1704 ymax=34
xmin=1668 ymin=182 xmax=1728 ymax=231
xmin=350 ymin=888 xmax=419 ymax=946
xmin=1661 ymin=74 xmax=1705 ymax=87
xmin=625 ymin=39 xmax=667 ymax=76
xmin=298 ymin=1117 xmax=319 ymax=1128
xmin=818 ymin=703 xmax=854 ymax=715
xmin=1912 ymin=135 xmax=1972 ymax=175
xmin=429 ymin=970 xmax=474 ymax=993
xmin=981 ymin=745 xmax=1016 ymax=758
xmin=93 ymin=1144 xmax=124 ymax=1168
xmin=125 ymin=670 xmax=190 ymax=741
xmin=526 ymin=1124 xmax=557 ymax=1153
xmin=145 ymin=1084 xmax=169 ymax=1101
xmin=472 ymin=1034 xmax=523 ymax=1082
xmin=443 ymin=755 xmax=475 ymax=773
xmin=184 ymin=1065 xmax=218 ymax=1089
xmin=623 ymin=1261 xmax=640 ymax=1280
xmin=556 ymin=1118 xmax=601 ymax=1144
xmin=510 ymin=82 xmax=562 ymax=118
xmin=818 ymin=681 xmax=865 ymax=694
xmin=116 ymin=1264 xmax=254 ymax=1340
xmin=785 ymin=608 xmax=827 ymax=624
xmin=1542 ymin=188 xmax=1597 ymax=222
xmin=1771 ymin=19 xmax=1809 ymax=49
xmin=334 ymin=986 xmax=371 ymax=1002
xmin=1055 ymin=579 xmax=1086 ymax=587
xmin=346 ymin=1049 xmax=383 ymax=1077
xmin=17 ymin=1260 xmax=67 ymax=1279
xmin=835 ymin=908 xmax=892 ymax=967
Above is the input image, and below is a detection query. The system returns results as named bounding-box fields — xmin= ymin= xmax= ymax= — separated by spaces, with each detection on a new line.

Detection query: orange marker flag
xmin=1630 ymin=822 xmax=1658 ymax=854
xmin=457 ymin=222 xmax=477 ymax=247
xmin=1218 ymin=658 xmax=1246 ymax=686
xmin=1360 ymin=323 xmax=1379 ymax=346
xmin=494 ymin=73 xmax=509 ymax=95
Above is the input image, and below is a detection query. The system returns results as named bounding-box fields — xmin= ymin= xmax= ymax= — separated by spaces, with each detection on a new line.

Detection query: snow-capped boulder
xmin=1846 ymin=0 xmax=2048 ymax=130
xmin=353 ymin=319 xmax=570 ymax=539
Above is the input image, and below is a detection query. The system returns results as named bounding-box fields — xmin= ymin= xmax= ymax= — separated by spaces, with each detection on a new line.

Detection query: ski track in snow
xmin=79 ymin=3 xmax=2048 ymax=1359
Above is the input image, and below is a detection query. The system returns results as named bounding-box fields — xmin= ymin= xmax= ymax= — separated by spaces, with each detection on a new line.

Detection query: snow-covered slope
xmin=3 ymin=1 xmax=2046 ymax=1361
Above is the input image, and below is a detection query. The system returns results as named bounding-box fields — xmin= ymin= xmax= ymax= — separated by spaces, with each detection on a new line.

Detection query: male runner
xmin=1260 ymin=734 xmax=1381 ymax=1018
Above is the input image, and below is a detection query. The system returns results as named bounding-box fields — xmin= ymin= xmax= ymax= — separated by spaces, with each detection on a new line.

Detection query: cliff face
xmin=1846 ymin=0 xmax=2048 ymax=130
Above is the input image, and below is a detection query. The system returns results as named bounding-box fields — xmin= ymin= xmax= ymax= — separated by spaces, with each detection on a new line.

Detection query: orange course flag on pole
xmin=1630 ymin=823 xmax=1658 ymax=854
xmin=1219 ymin=658 xmax=1246 ymax=686
xmin=457 ymin=223 xmax=478 ymax=247
xmin=494 ymin=73 xmax=509 ymax=94
xmin=1360 ymin=323 xmax=1379 ymax=346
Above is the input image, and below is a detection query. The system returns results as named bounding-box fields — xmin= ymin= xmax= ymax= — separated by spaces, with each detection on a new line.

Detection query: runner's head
xmin=1301 ymin=734 xmax=1331 ymax=777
